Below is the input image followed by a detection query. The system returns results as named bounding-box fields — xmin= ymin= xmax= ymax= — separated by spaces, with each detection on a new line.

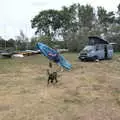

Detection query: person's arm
xmin=48 ymin=53 xmax=57 ymax=57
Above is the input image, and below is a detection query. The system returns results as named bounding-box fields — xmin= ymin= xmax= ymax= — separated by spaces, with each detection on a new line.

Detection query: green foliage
xmin=6 ymin=39 xmax=15 ymax=48
xmin=37 ymin=36 xmax=54 ymax=47
xmin=0 ymin=37 xmax=6 ymax=49
xmin=78 ymin=4 xmax=95 ymax=29
xmin=53 ymin=41 xmax=66 ymax=49
xmin=61 ymin=4 xmax=78 ymax=32
xmin=31 ymin=9 xmax=63 ymax=39
xmin=97 ymin=7 xmax=115 ymax=33
xmin=30 ymin=37 xmax=37 ymax=50
xmin=116 ymin=4 xmax=120 ymax=24
xmin=30 ymin=3 xmax=120 ymax=52
xmin=15 ymin=30 xmax=29 ymax=50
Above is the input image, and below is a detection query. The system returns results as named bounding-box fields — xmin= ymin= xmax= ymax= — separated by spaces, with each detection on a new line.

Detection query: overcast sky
xmin=1 ymin=0 xmax=120 ymax=39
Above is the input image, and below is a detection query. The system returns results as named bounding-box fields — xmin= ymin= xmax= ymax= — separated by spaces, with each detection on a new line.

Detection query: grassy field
xmin=0 ymin=53 xmax=120 ymax=120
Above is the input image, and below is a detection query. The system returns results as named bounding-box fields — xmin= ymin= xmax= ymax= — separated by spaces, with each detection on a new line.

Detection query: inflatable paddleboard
xmin=36 ymin=42 xmax=72 ymax=70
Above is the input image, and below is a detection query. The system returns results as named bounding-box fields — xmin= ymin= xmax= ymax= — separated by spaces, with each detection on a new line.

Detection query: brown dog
xmin=47 ymin=69 xmax=58 ymax=85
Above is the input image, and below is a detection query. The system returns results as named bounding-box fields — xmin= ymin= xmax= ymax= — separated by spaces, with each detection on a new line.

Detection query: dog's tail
xmin=56 ymin=67 xmax=64 ymax=73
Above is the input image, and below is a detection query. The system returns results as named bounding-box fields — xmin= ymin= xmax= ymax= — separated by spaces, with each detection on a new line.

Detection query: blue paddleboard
xmin=36 ymin=43 xmax=72 ymax=70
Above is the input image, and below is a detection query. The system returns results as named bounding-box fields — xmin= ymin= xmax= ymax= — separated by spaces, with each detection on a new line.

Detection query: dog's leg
xmin=54 ymin=73 xmax=58 ymax=84
xmin=55 ymin=72 xmax=58 ymax=83
xmin=55 ymin=77 xmax=58 ymax=83
xmin=51 ymin=79 xmax=53 ymax=83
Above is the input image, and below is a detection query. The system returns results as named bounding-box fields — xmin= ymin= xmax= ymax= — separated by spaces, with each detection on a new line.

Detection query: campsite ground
xmin=0 ymin=53 xmax=120 ymax=120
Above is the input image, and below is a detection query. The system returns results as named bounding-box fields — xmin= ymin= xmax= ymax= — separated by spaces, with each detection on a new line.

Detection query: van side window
xmin=108 ymin=45 xmax=113 ymax=50
xmin=96 ymin=45 xmax=103 ymax=51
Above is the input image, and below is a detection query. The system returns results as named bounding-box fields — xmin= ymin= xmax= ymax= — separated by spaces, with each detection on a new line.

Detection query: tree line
xmin=1 ymin=3 xmax=120 ymax=52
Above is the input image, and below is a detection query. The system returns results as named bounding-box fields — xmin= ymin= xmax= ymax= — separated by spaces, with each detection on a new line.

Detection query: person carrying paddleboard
xmin=36 ymin=42 xmax=72 ymax=70
xmin=48 ymin=48 xmax=63 ymax=73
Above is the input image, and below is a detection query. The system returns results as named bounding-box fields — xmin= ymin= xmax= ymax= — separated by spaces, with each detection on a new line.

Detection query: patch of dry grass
xmin=0 ymin=53 xmax=120 ymax=120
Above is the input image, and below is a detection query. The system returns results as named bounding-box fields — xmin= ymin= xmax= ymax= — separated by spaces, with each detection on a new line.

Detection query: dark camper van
xmin=78 ymin=36 xmax=114 ymax=61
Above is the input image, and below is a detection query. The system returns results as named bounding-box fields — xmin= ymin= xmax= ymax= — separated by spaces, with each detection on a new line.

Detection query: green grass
xmin=61 ymin=52 xmax=78 ymax=62
xmin=115 ymin=52 xmax=120 ymax=54
xmin=0 ymin=53 xmax=77 ymax=73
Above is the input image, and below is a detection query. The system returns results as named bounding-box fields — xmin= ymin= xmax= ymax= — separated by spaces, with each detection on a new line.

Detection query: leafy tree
xmin=115 ymin=4 xmax=120 ymax=25
xmin=61 ymin=4 xmax=78 ymax=32
xmin=0 ymin=37 xmax=6 ymax=49
xmin=78 ymin=4 xmax=95 ymax=30
xmin=6 ymin=38 xmax=15 ymax=48
xmin=97 ymin=7 xmax=115 ymax=33
xmin=31 ymin=9 xmax=63 ymax=40
xmin=31 ymin=3 xmax=120 ymax=52
xmin=37 ymin=36 xmax=53 ymax=47
xmin=30 ymin=37 xmax=38 ymax=50
xmin=15 ymin=30 xmax=29 ymax=50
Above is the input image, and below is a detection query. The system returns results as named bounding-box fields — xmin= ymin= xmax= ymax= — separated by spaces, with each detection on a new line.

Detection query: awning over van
xmin=88 ymin=36 xmax=109 ymax=45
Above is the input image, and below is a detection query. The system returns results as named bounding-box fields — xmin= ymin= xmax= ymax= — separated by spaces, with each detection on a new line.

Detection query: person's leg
xmin=49 ymin=61 xmax=52 ymax=68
